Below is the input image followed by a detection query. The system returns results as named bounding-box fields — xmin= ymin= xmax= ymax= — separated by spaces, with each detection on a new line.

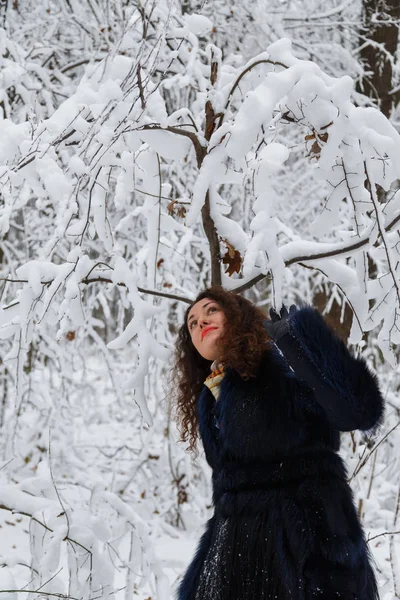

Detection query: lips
xmin=201 ymin=326 xmax=217 ymax=341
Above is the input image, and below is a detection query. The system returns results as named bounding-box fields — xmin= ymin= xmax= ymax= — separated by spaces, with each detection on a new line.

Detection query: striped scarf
xmin=204 ymin=360 xmax=225 ymax=401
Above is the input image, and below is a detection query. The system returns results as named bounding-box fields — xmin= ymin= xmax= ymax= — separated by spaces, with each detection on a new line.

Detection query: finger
xmin=269 ymin=307 xmax=279 ymax=321
xmin=280 ymin=305 xmax=288 ymax=319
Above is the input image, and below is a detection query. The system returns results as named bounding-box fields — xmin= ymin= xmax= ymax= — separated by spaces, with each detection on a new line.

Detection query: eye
xmin=188 ymin=305 xmax=218 ymax=330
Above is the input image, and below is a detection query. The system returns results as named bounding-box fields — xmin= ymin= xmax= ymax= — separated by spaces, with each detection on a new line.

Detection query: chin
xmin=200 ymin=349 xmax=217 ymax=361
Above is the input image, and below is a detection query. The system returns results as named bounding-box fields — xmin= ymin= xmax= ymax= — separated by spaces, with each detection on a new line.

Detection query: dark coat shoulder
xmin=198 ymin=305 xmax=385 ymax=470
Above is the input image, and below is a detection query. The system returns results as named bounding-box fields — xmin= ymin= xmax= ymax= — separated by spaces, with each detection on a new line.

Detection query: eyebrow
xmin=188 ymin=301 xmax=214 ymax=324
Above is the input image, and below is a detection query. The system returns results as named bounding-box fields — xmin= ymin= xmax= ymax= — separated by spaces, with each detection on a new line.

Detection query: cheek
xmin=192 ymin=331 xmax=201 ymax=346
xmin=219 ymin=314 xmax=227 ymax=328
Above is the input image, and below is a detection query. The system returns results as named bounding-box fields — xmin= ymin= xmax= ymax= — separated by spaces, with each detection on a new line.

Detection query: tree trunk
xmin=357 ymin=0 xmax=400 ymax=118
xmin=314 ymin=0 xmax=399 ymax=342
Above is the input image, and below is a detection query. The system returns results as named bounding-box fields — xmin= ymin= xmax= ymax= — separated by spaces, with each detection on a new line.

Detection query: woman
xmin=172 ymin=286 xmax=384 ymax=600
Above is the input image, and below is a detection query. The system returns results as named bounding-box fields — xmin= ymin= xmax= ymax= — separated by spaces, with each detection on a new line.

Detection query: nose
xmin=199 ymin=317 xmax=210 ymax=328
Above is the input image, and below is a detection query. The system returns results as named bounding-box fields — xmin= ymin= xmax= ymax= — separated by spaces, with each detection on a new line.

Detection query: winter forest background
xmin=0 ymin=0 xmax=400 ymax=598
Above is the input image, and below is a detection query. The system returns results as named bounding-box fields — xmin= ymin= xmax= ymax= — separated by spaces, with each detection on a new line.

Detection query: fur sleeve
xmin=283 ymin=306 xmax=385 ymax=432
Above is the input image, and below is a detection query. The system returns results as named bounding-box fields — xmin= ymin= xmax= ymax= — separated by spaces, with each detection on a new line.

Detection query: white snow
xmin=0 ymin=7 xmax=399 ymax=600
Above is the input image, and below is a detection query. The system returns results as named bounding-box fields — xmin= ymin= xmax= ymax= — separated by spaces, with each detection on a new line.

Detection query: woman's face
xmin=187 ymin=297 xmax=226 ymax=361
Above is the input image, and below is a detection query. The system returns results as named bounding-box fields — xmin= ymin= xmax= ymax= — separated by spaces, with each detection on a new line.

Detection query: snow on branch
xmin=1 ymin=24 xmax=400 ymax=402
xmin=1 ymin=3 xmax=400 ymax=597
xmin=0 ymin=463 xmax=166 ymax=600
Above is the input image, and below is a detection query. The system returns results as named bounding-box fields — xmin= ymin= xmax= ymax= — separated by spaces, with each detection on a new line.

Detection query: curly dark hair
xmin=170 ymin=286 xmax=271 ymax=452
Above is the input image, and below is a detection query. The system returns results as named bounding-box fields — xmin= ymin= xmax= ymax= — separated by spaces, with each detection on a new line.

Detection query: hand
xmin=263 ymin=304 xmax=298 ymax=342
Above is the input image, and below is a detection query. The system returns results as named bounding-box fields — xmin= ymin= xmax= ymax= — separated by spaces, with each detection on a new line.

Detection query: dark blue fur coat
xmin=177 ymin=306 xmax=385 ymax=600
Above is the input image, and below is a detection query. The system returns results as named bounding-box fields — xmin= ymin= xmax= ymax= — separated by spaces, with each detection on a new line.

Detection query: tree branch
xmin=0 ymin=275 xmax=194 ymax=305
xmin=368 ymin=530 xmax=400 ymax=542
xmin=3 ymin=207 xmax=400 ymax=306
xmin=201 ymin=191 xmax=222 ymax=286
xmin=139 ymin=124 xmax=206 ymax=167
xmin=231 ymin=210 xmax=400 ymax=294
xmin=0 ymin=503 xmax=91 ymax=555
xmin=217 ymin=57 xmax=288 ymax=129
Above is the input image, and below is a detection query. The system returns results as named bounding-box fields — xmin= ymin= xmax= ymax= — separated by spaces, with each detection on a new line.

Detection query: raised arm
xmin=264 ymin=305 xmax=385 ymax=432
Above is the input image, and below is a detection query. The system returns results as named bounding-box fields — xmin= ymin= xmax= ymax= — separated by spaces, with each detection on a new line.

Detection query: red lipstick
xmin=201 ymin=326 xmax=217 ymax=341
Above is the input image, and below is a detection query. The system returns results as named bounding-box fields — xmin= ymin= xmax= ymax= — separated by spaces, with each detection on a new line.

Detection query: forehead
xmin=187 ymin=297 xmax=215 ymax=322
